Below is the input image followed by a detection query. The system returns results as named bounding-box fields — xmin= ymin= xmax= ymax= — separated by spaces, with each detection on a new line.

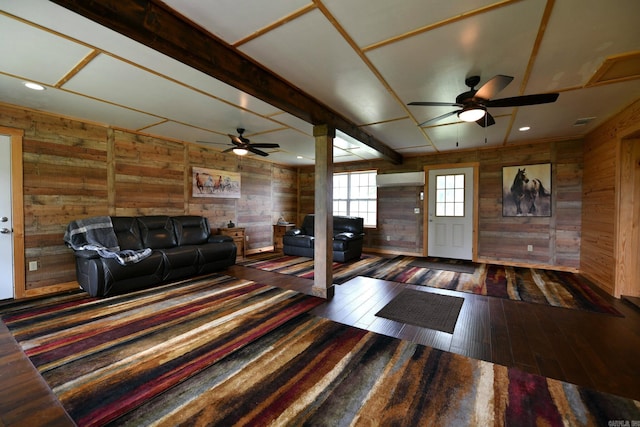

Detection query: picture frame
xmin=502 ymin=163 xmax=551 ymax=217
xmin=192 ymin=167 xmax=241 ymax=198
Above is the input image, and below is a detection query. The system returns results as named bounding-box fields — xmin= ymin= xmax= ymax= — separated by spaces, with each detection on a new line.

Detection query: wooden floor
xmin=1 ymin=260 xmax=640 ymax=426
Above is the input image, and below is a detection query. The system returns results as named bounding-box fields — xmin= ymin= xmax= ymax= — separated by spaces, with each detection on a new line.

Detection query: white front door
xmin=0 ymin=135 xmax=14 ymax=299
xmin=427 ymin=166 xmax=474 ymax=260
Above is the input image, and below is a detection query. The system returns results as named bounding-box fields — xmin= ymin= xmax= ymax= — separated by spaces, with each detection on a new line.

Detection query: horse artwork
xmin=192 ymin=167 xmax=241 ymax=199
xmin=502 ymin=164 xmax=551 ymax=216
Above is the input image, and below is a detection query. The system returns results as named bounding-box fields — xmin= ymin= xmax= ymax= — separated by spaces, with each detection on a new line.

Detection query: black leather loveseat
xmin=66 ymin=215 xmax=236 ymax=297
xmin=282 ymin=214 xmax=364 ymax=262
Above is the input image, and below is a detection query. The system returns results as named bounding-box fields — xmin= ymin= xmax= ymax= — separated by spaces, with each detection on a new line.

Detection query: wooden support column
xmin=312 ymin=125 xmax=335 ymax=299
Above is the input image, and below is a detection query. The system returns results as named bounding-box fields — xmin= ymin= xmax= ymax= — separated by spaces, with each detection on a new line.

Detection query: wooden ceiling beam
xmin=48 ymin=0 xmax=403 ymax=164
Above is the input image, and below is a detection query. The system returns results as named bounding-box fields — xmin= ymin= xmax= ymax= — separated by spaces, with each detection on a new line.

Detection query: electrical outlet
xmin=246 ymin=235 xmax=249 ymax=241
xmin=527 ymin=245 xmax=533 ymax=252
xmin=414 ymin=207 xmax=420 ymax=214
xmin=29 ymin=261 xmax=38 ymax=271
xmin=386 ymin=235 xmax=391 ymax=241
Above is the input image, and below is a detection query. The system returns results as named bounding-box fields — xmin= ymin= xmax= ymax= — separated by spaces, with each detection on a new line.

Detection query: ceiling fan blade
xmin=222 ymin=147 xmax=235 ymax=153
xmin=486 ymin=93 xmax=559 ymax=108
xmin=474 ymin=75 xmax=513 ymax=100
xmin=227 ymin=134 xmax=243 ymax=145
xmin=476 ymin=112 xmax=495 ymax=127
xmin=196 ymin=140 xmax=229 ymax=146
xmin=409 ymin=101 xmax=462 ymax=107
xmin=418 ymin=110 xmax=460 ymax=127
xmin=250 ymin=143 xmax=280 ymax=148
xmin=248 ymin=147 xmax=269 ymax=157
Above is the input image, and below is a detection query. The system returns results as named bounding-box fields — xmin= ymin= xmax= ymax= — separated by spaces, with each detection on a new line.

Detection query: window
xmin=435 ymin=174 xmax=465 ymax=217
xmin=333 ymin=170 xmax=377 ymax=226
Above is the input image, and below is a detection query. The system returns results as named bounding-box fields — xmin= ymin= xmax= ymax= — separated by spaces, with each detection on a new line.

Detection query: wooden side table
xmin=219 ymin=227 xmax=245 ymax=261
xmin=273 ymin=223 xmax=295 ymax=252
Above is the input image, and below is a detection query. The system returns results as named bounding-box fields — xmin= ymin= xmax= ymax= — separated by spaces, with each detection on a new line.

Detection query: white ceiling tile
xmin=528 ymin=0 xmax=640 ymax=92
xmin=0 ymin=73 xmax=160 ymax=130
xmin=162 ymin=0 xmax=311 ymax=44
xmin=239 ymin=9 xmax=406 ymax=125
xmin=425 ymin=119 xmax=509 ymax=151
xmin=0 ymin=13 xmax=92 ymax=85
xmin=324 ymin=0 xmax=497 ymax=48
xmin=368 ymin=0 xmax=547 ymax=105
xmin=362 ymin=118 xmax=432 ymax=151
xmin=63 ymin=54 xmax=280 ymax=136
xmin=508 ymin=80 xmax=640 ymax=142
xmin=268 ymin=112 xmax=313 ymax=135
xmin=144 ymin=121 xmax=225 ymax=145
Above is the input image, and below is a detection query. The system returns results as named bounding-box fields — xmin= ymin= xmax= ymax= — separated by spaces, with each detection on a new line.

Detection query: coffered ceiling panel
xmin=362 ymin=118 xmax=437 ymax=154
xmin=238 ymin=9 xmax=407 ymax=125
xmin=0 ymin=73 xmax=160 ymax=130
xmin=1 ymin=0 xmax=639 ymax=166
xmin=368 ymin=0 xmax=547 ymax=103
xmin=323 ymin=0 xmax=498 ymax=48
xmin=62 ymin=54 xmax=278 ymax=134
xmin=508 ymin=80 xmax=640 ymax=142
xmin=527 ymin=0 xmax=640 ymax=92
xmin=0 ymin=13 xmax=92 ymax=85
xmin=161 ymin=0 xmax=311 ymax=44
xmin=425 ymin=116 xmax=511 ymax=151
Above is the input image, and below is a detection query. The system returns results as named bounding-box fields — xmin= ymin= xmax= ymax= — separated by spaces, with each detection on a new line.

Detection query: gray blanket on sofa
xmin=64 ymin=216 xmax=151 ymax=265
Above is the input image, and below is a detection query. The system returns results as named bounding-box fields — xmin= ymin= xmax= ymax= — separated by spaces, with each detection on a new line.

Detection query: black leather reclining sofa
xmin=282 ymin=214 xmax=364 ymax=262
xmin=70 ymin=215 xmax=236 ymax=297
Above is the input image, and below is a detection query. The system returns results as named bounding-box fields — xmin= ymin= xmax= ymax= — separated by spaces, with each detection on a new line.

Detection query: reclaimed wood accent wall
xmin=582 ymin=98 xmax=640 ymax=297
xmin=0 ymin=104 xmax=297 ymax=296
xmin=299 ymin=139 xmax=583 ymax=270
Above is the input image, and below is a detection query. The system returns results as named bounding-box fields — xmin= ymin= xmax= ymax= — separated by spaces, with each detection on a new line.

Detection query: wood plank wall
xmin=0 ymin=104 xmax=298 ymax=296
xmin=582 ymin=98 xmax=640 ymax=296
xmin=299 ymin=139 xmax=583 ymax=270
xmin=10 ymin=99 xmax=640 ymax=295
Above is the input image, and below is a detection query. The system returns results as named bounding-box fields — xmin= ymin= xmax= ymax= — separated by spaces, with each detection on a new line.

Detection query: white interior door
xmin=427 ymin=167 xmax=474 ymax=260
xmin=0 ymin=135 xmax=14 ymax=299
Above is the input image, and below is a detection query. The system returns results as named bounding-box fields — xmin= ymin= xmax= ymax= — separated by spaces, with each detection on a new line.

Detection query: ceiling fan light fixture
xmin=233 ymin=147 xmax=248 ymax=156
xmin=458 ymin=106 xmax=486 ymax=122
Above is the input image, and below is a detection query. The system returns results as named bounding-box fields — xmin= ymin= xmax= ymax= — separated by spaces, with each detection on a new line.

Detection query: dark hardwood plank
xmin=450 ymin=294 xmax=492 ymax=362
xmin=0 ymin=322 xmax=74 ymax=427
xmin=488 ymin=298 xmax=514 ymax=367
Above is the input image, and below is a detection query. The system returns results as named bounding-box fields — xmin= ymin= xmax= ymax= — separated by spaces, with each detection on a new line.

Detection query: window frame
xmin=333 ymin=170 xmax=377 ymax=227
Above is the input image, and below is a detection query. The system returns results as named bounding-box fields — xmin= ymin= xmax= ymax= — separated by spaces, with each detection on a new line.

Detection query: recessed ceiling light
xmin=519 ymin=126 xmax=531 ymax=131
xmin=296 ymin=156 xmax=303 ymax=159
xmin=24 ymin=82 xmax=45 ymax=91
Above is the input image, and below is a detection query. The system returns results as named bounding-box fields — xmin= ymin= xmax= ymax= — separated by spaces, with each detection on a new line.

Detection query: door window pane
xmin=435 ymin=173 xmax=465 ymax=217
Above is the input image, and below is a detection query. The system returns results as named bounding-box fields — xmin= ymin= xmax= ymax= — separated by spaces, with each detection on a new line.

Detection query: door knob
xmin=0 ymin=228 xmax=11 ymax=234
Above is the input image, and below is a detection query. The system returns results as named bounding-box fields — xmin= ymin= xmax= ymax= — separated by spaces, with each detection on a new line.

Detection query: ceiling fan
xmin=409 ymin=75 xmax=559 ymax=127
xmin=199 ymin=128 xmax=280 ymax=156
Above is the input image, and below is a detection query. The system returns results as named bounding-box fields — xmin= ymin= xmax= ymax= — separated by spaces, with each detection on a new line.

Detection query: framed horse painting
xmin=502 ymin=163 xmax=551 ymax=217
xmin=192 ymin=166 xmax=241 ymax=198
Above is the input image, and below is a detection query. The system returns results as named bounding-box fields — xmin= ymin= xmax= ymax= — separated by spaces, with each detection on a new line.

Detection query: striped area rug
xmin=240 ymin=254 xmax=621 ymax=315
xmin=239 ymin=253 xmax=391 ymax=284
xmin=1 ymin=274 xmax=324 ymax=426
xmin=3 ymin=282 xmax=639 ymax=425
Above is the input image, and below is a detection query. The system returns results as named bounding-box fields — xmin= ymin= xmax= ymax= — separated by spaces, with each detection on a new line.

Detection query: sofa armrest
xmin=285 ymin=228 xmax=303 ymax=236
xmin=208 ymin=234 xmax=234 ymax=243
xmin=73 ymin=249 xmax=101 ymax=259
xmin=334 ymin=232 xmax=362 ymax=241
